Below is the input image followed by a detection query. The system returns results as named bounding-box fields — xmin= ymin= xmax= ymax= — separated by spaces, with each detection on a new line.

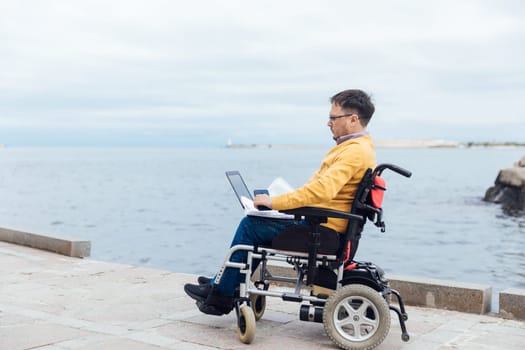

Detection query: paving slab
xmin=1 ymin=241 xmax=524 ymax=350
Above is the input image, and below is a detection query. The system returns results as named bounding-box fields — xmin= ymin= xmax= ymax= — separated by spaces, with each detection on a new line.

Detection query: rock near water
xmin=484 ymin=155 xmax=525 ymax=215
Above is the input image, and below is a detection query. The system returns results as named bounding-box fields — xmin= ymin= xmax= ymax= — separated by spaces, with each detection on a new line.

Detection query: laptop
xmin=225 ymin=170 xmax=253 ymax=209
xmin=225 ymin=170 xmax=294 ymax=219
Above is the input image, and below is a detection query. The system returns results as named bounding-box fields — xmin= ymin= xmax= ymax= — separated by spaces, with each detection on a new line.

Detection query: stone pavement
xmin=1 ymin=241 xmax=524 ymax=350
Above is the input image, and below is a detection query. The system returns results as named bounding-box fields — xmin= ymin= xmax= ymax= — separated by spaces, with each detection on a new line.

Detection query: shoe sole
xmin=197 ymin=300 xmax=230 ymax=316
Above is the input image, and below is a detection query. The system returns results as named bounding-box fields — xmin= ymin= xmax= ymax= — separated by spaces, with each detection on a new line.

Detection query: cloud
xmin=0 ymin=0 xmax=524 ymax=145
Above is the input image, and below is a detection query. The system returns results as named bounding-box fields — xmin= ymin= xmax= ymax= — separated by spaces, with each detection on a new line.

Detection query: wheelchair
xmin=214 ymin=163 xmax=412 ymax=350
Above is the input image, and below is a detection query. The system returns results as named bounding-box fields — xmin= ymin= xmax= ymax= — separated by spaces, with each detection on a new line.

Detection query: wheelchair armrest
xmin=280 ymin=206 xmax=364 ymax=222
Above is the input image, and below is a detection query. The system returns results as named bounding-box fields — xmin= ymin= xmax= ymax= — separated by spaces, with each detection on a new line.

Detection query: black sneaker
xmin=184 ymin=283 xmax=211 ymax=302
xmin=198 ymin=291 xmax=234 ymax=315
xmin=198 ymin=276 xmax=212 ymax=285
xmin=197 ymin=300 xmax=229 ymax=316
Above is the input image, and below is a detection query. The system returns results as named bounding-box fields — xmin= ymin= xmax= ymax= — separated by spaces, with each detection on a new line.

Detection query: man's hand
xmin=253 ymin=194 xmax=272 ymax=210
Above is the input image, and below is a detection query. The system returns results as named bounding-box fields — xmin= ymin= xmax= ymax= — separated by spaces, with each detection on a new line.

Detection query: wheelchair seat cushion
xmin=271 ymin=224 xmax=340 ymax=255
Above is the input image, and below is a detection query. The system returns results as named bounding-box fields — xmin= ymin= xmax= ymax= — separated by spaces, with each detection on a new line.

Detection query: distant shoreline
xmin=226 ymin=140 xmax=525 ymax=149
xmin=0 ymin=141 xmax=523 ymax=149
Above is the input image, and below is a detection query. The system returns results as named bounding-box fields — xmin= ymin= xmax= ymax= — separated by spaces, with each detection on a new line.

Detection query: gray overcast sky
xmin=1 ymin=0 xmax=524 ymax=146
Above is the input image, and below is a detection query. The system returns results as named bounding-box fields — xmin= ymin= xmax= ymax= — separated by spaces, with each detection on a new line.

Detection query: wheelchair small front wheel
xmin=237 ymin=304 xmax=256 ymax=344
xmin=323 ymin=284 xmax=390 ymax=350
xmin=250 ymin=294 xmax=266 ymax=321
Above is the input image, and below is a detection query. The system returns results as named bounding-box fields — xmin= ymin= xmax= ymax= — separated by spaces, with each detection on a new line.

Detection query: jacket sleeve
xmin=271 ymin=145 xmax=364 ymax=210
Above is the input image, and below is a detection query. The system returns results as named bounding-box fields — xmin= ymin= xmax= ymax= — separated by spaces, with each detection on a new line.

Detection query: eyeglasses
xmin=328 ymin=113 xmax=355 ymax=122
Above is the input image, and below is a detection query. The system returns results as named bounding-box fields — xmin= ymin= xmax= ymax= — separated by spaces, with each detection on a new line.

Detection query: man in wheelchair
xmin=184 ymin=89 xmax=377 ymax=314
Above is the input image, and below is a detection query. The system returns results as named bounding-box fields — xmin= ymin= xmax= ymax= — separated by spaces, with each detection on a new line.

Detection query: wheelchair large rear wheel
xmin=323 ymin=284 xmax=390 ymax=350
xmin=237 ymin=304 xmax=256 ymax=344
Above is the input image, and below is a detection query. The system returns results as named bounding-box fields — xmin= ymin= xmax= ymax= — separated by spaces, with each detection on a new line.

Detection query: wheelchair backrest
xmin=340 ymin=163 xmax=411 ymax=263
xmin=350 ymin=168 xmax=386 ymax=230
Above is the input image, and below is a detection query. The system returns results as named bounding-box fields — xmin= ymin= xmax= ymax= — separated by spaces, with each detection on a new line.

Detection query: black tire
xmin=250 ymin=294 xmax=266 ymax=321
xmin=323 ymin=284 xmax=390 ymax=350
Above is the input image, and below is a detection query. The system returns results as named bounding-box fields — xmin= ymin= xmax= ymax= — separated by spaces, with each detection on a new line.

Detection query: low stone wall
xmin=499 ymin=288 xmax=525 ymax=320
xmin=0 ymin=227 xmax=91 ymax=258
xmin=388 ymin=274 xmax=491 ymax=314
xmin=261 ymin=264 xmax=525 ymax=320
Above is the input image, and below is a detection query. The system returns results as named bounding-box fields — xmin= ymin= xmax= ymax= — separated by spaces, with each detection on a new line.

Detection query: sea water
xmin=1 ymin=146 xmax=524 ymax=298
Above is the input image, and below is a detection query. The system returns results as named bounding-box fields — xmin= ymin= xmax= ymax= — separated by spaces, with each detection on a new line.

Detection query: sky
xmin=1 ymin=0 xmax=524 ymax=147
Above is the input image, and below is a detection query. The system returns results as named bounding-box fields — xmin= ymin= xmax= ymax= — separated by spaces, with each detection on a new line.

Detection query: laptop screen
xmin=225 ymin=170 xmax=252 ymax=208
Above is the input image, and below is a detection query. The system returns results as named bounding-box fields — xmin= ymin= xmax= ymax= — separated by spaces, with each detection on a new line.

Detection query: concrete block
xmin=499 ymin=288 xmax=525 ymax=320
xmin=0 ymin=227 xmax=90 ymax=258
xmin=388 ymin=274 xmax=492 ymax=314
xmin=258 ymin=265 xmax=493 ymax=314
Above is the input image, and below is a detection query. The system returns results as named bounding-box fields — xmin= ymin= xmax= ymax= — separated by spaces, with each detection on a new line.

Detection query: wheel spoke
xmin=334 ymin=299 xmax=362 ymax=339
xmin=335 ymin=313 xmax=354 ymax=328
xmin=356 ymin=299 xmax=371 ymax=316
xmin=335 ymin=301 xmax=354 ymax=327
xmin=335 ymin=318 xmax=361 ymax=339
xmin=362 ymin=317 xmax=378 ymax=327
xmin=358 ymin=299 xmax=379 ymax=327
xmin=342 ymin=300 xmax=356 ymax=316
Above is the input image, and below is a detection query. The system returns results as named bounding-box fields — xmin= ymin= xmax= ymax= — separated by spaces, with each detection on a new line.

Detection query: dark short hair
xmin=330 ymin=89 xmax=375 ymax=126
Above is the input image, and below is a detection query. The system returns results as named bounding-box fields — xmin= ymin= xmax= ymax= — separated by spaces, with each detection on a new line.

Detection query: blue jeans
xmin=212 ymin=215 xmax=305 ymax=296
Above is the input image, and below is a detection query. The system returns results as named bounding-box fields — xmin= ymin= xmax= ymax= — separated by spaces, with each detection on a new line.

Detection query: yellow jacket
xmin=271 ymin=134 xmax=376 ymax=233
